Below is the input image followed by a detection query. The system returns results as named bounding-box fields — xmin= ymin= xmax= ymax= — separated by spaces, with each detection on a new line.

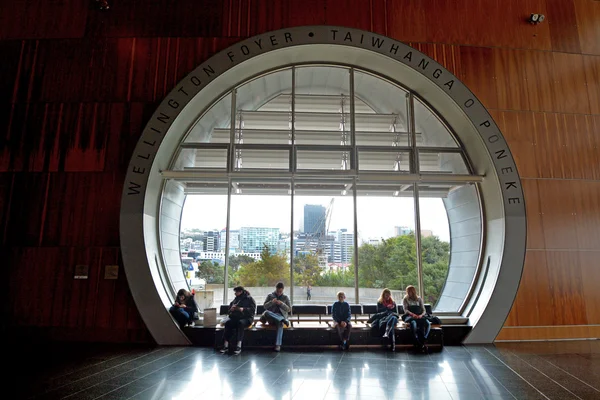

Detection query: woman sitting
xmin=371 ymin=288 xmax=399 ymax=351
xmin=402 ymin=285 xmax=431 ymax=353
xmin=169 ymin=289 xmax=198 ymax=328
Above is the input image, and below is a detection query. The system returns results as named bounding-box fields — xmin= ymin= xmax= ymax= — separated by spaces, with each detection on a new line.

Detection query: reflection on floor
xmin=14 ymin=341 xmax=600 ymax=399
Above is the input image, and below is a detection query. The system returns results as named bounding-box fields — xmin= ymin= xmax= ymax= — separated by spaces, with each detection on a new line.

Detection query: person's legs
xmin=335 ymin=323 xmax=344 ymax=341
xmin=221 ymin=318 xmax=236 ymax=352
xmin=275 ymin=322 xmax=284 ymax=347
xmin=235 ymin=318 xmax=251 ymax=343
xmin=263 ymin=311 xmax=285 ymax=349
xmin=170 ymin=307 xmax=190 ymax=328
xmin=423 ymin=319 xmax=431 ymax=339
xmin=343 ymin=322 xmax=352 ymax=341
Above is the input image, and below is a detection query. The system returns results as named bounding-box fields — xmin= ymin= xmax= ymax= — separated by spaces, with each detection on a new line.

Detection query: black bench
xmin=214 ymin=302 xmax=443 ymax=350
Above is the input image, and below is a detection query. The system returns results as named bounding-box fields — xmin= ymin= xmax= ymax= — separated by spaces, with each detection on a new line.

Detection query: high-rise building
xmin=219 ymin=229 xmax=239 ymax=252
xmin=303 ymin=204 xmax=326 ymax=237
xmin=421 ymin=229 xmax=433 ymax=238
xmin=337 ymin=229 xmax=354 ymax=264
xmin=394 ymin=226 xmax=412 ymax=236
xmin=240 ymin=227 xmax=280 ymax=253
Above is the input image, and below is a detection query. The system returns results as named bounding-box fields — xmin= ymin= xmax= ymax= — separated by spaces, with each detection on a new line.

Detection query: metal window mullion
xmin=352 ymin=176 xmax=359 ymax=303
xmin=228 ymin=89 xmax=237 ymax=172
xmin=413 ymin=182 xmax=424 ymax=300
xmin=350 ymin=68 xmax=356 ymax=171
xmin=290 ymin=178 xmax=295 ymax=305
xmin=223 ymin=177 xmax=232 ymax=305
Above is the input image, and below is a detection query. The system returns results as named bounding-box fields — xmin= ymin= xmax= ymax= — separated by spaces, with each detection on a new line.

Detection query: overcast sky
xmin=181 ymin=195 xmax=450 ymax=242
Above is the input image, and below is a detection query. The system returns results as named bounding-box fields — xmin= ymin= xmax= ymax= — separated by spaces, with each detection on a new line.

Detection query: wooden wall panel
xmin=0 ymin=0 xmax=88 ymax=40
xmin=584 ymin=56 xmax=600 ymax=115
xmin=571 ymin=181 xmax=600 ymax=250
xmin=386 ymin=0 xmax=427 ymax=43
xmin=459 ymin=47 xmax=498 ymax=110
xmin=574 ymin=0 xmax=600 ymax=55
xmin=552 ymin=53 xmax=590 ymax=115
xmin=522 ymin=50 xmax=560 ymax=113
xmin=522 ymin=180 xmax=545 ymax=249
xmin=537 ymin=180 xmax=578 ymax=249
xmin=579 ymin=252 xmax=600 ymax=324
xmin=494 ymin=49 xmax=530 ymax=111
xmin=545 ymin=251 xmax=587 ymax=325
xmin=495 ymin=111 xmax=537 ymax=178
xmin=370 ymin=0 xmax=388 ymax=36
xmin=546 ymin=0 xmax=582 ymax=53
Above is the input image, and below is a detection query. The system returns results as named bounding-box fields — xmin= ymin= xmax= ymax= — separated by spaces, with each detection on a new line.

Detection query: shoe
xmin=282 ymin=319 xmax=290 ymax=327
xmin=233 ymin=346 xmax=242 ymax=355
xmin=219 ymin=346 xmax=229 ymax=354
xmin=274 ymin=345 xmax=281 ymax=352
xmin=391 ymin=343 xmax=396 ymax=352
xmin=421 ymin=345 xmax=428 ymax=354
xmin=382 ymin=332 xmax=388 ymax=338
xmin=339 ymin=343 xmax=344 ymax=351
xmin=345 ymin=342 xmax=350 ymax=351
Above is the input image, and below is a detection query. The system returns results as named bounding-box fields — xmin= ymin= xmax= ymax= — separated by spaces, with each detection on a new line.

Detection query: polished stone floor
xmin=16 ymin=341 xmax=600 ymax=400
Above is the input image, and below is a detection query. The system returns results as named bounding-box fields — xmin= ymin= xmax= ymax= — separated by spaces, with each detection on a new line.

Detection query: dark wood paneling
xmin=408 ymin=43 xmax=461 ymax=77
xmin=386 ymin=0 xmax=427 ymax=43
xmin=370 ymin=0 xmax=388 ymax=36
xmin=459 ymin=46 xmax=498 ymax=110
xmin=546 ymin=0 xmax=582 ymax=53
xmin=571 ymin=181 xmax=600 ymax=250
xmin=574 ymin=0 xmax=600 ymax=55
xmin=522 ymin=179 xmax=545 ymax=249
xmin=0 ymin=0 xmax=88 ymax=40
xmin=495 ymin=111 xmax=537 ymax=178
xmin=4 ymin=173 xmax=48 ymax=247
xmin=85 ymin=0 xmax=224 ymax=38
xmin=579 ymin=251 xmax=600 ymax=324
xmin=545 ymin=251 xmax=587 ymax=325
xmin=522 ymin=50 xmax=559 ymax=113
xmin=552 ymin=52 xmax=590 ymax=115
xmin=494 ymin=48 xmax=530 ymax=111
xmin=537 ymin=179 xmax=578 ymax=249
xmin=584 ymin=55 xmax=600 ymax=115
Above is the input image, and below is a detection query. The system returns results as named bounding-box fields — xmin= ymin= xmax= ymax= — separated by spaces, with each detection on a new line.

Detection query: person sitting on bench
xmin=375 ymin=288 xmax=399 ymax=352
xmin=402 ymin=285 xmax=431 ymax=353
xmin=260 ymin=282 xmax=291 ymax=352
xmin=169 ymin=289 xmax=198 ymax=329
xmin=331 ymin=291 xmax=352 ymax=351
xmin=220 ymin=286 xmax=256 ymax=355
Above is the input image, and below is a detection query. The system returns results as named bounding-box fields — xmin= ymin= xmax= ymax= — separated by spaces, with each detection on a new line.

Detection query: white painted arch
xmin=120 ymin=26 xmax=526 ymax=345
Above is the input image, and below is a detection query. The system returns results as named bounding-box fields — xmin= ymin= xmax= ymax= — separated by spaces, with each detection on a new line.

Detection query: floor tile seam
xmin=483 ymin=348 xmax=551 ymax=400
xmin=495 ymin=350 xmax=585 ymax=400
xmin=534 ymin=354 xmax=600 ymax=393
xmin=55 ymin=348 xmax=195 ymax=400
xmin=460 ymin=355 xmax=514 ymax=399
xmin=30 ymin=349 xmax=181 ymax=397
xmin=39 ymin=348 xmax=168 ymax=389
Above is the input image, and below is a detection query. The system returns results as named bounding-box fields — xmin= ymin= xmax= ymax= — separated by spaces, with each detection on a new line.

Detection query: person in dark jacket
xmin=376 ymin=288 xmax=399 ymax=351
xmin=220 ymin=286 xmax=256 ymax=355
xmin=331 ymin=291 xmax=352 ymax=350
xmin=169 ymin=289 xmax=198 ymax=329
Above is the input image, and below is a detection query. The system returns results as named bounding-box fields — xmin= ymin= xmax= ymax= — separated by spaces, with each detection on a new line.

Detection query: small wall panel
xmin=583 ymin=55 xmax=600 ymax=115
xmin=459 ymin=46 xmax=498 ymax=110
xmin=574 ymin=0 xmax=600 ymax=55
xmin=369 ymin=0 xmax=388 ymax=35
xmin=522 ymin=179 xmax=545 ymax=249
xmin=546 ymin=0 xmax=582 ymax=53
xmin=579 ymin=251 xmax=600 ymax=324
xmin=522 ymin=50 xmax=560 ymax=113
xmin=571 ymin=181 xmax=600 ymax=250
xmin=537 ymin=180 xmax=578 ymax=249
xmin=494 ymin=48 xmax=530 ymax=111
xmin=545 ymin=251 xmax=587 ymax=325
xmin=386 ymin=0 xmax=427 ymax=43
xmin=552 ymin=52 xmax=590 ymax=115
xmin=532 ymin=113 xmax=566 ymax=179
xmin=495 ymin=111 xmax=537 ymax=178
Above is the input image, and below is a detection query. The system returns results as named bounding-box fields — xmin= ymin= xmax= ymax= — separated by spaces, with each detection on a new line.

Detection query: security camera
xmin=528 ymin=13 xmax=545 ymax=24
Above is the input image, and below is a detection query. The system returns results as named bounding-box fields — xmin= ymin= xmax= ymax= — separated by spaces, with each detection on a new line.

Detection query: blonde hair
xmin=377 ymin=288 xmax=393 ymax=304
xmin=336 ymin=291 xmax=346 ymax=298
xmin=404 ymin=285 xmax=418 ymax=301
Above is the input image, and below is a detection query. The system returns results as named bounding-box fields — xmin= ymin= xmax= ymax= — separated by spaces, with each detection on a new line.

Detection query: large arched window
xmin=164 ymin=64 xmax=483 ymax=315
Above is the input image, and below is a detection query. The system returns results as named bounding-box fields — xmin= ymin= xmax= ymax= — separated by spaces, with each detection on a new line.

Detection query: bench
xmin=214 ymin=303 xmax=443 ymax=350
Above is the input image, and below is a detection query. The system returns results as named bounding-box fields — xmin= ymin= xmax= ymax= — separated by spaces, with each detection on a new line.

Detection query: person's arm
xmin=331 ymin=302 xmax=339 ymax=322
xmin=245 ymin=296 xmax=256 ymax=319
xmin=345 ymin=302 xmax=351 ymax=323
xmin=263 ymin=294 xmax=275 ymax=309
xmin=279 ymin=296 xmax=291 ymax=312
xmin=376 ymin=302 xmax=385 ymax=313
xmin=403 ymin=298 xmax=410 ymax=316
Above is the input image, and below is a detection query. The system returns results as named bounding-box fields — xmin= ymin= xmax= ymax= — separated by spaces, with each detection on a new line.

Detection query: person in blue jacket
xmin=331 ymin=291 xmax=352 ymax=350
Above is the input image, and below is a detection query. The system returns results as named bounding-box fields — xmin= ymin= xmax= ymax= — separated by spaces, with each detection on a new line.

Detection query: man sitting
xmin=261 ymin=282 xmax=291 ymax=352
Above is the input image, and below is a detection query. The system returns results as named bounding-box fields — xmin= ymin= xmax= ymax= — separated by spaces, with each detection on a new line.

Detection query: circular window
xmin=121 ymin=27 xmax=525 ymax=345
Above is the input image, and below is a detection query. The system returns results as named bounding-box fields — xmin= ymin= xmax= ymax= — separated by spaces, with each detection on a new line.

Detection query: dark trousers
xmin=307 ymin=293 xmax=311 ymax=300
xmin=223 ymin=318 xmax=252 ymax=344
xmin=335 ymin=321 xmax=352 ymax=341
xmin=169 ymin=306 xmax=192 ymax=328
xmin=405 ymin=317 xmax=431 ymax=345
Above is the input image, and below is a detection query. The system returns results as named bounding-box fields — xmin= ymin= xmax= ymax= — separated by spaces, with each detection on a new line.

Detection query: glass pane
xmin=294 ymin=66 xmax=351 ymax=146
xmin=414 ymin=97 xmax=458 ymax=148
xmin=228 ymin=186 xmax=292 ymax=304
xmin=173 ymin=147 xmax=228 ymax=170
xmin=185 ymin=93 xmax=232 ymax=143
xmin=356 ymin=186 xmax=419 ymax=306
xmin=418 ymin=193 xmax=451 ymax=311
xmin=235 ymin=68 xmax=293 ymax=144
xmin=293 ymin=193 xmax=356 ymax=305
xmin=354 ymin=70 xmax=409 ymax=146
xmin=418 ymin=151 xmax=468 ymax=174
xmin=359 ymin=150 xmax=410 ymax=172
xmin=180 ymin=189 xmax=228 ymax=311
xmin=296 ymin=149 xmax=351 ymax=170
xmin=234 ymin=148 xmax=290 ymax=170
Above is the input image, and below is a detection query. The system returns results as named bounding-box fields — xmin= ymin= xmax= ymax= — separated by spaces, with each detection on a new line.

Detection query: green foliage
xmin=314 ymin=269 xmax=355 ymax=287
xmin=235 ymin=244 xmax=290 ymax=287
xmin=228 ymin=254 xmax=255 ymax=273
xmin=294 ymin=253 xmax=323 ymax=286
xmin=195 ymin=260 xmax=224 ymax=284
